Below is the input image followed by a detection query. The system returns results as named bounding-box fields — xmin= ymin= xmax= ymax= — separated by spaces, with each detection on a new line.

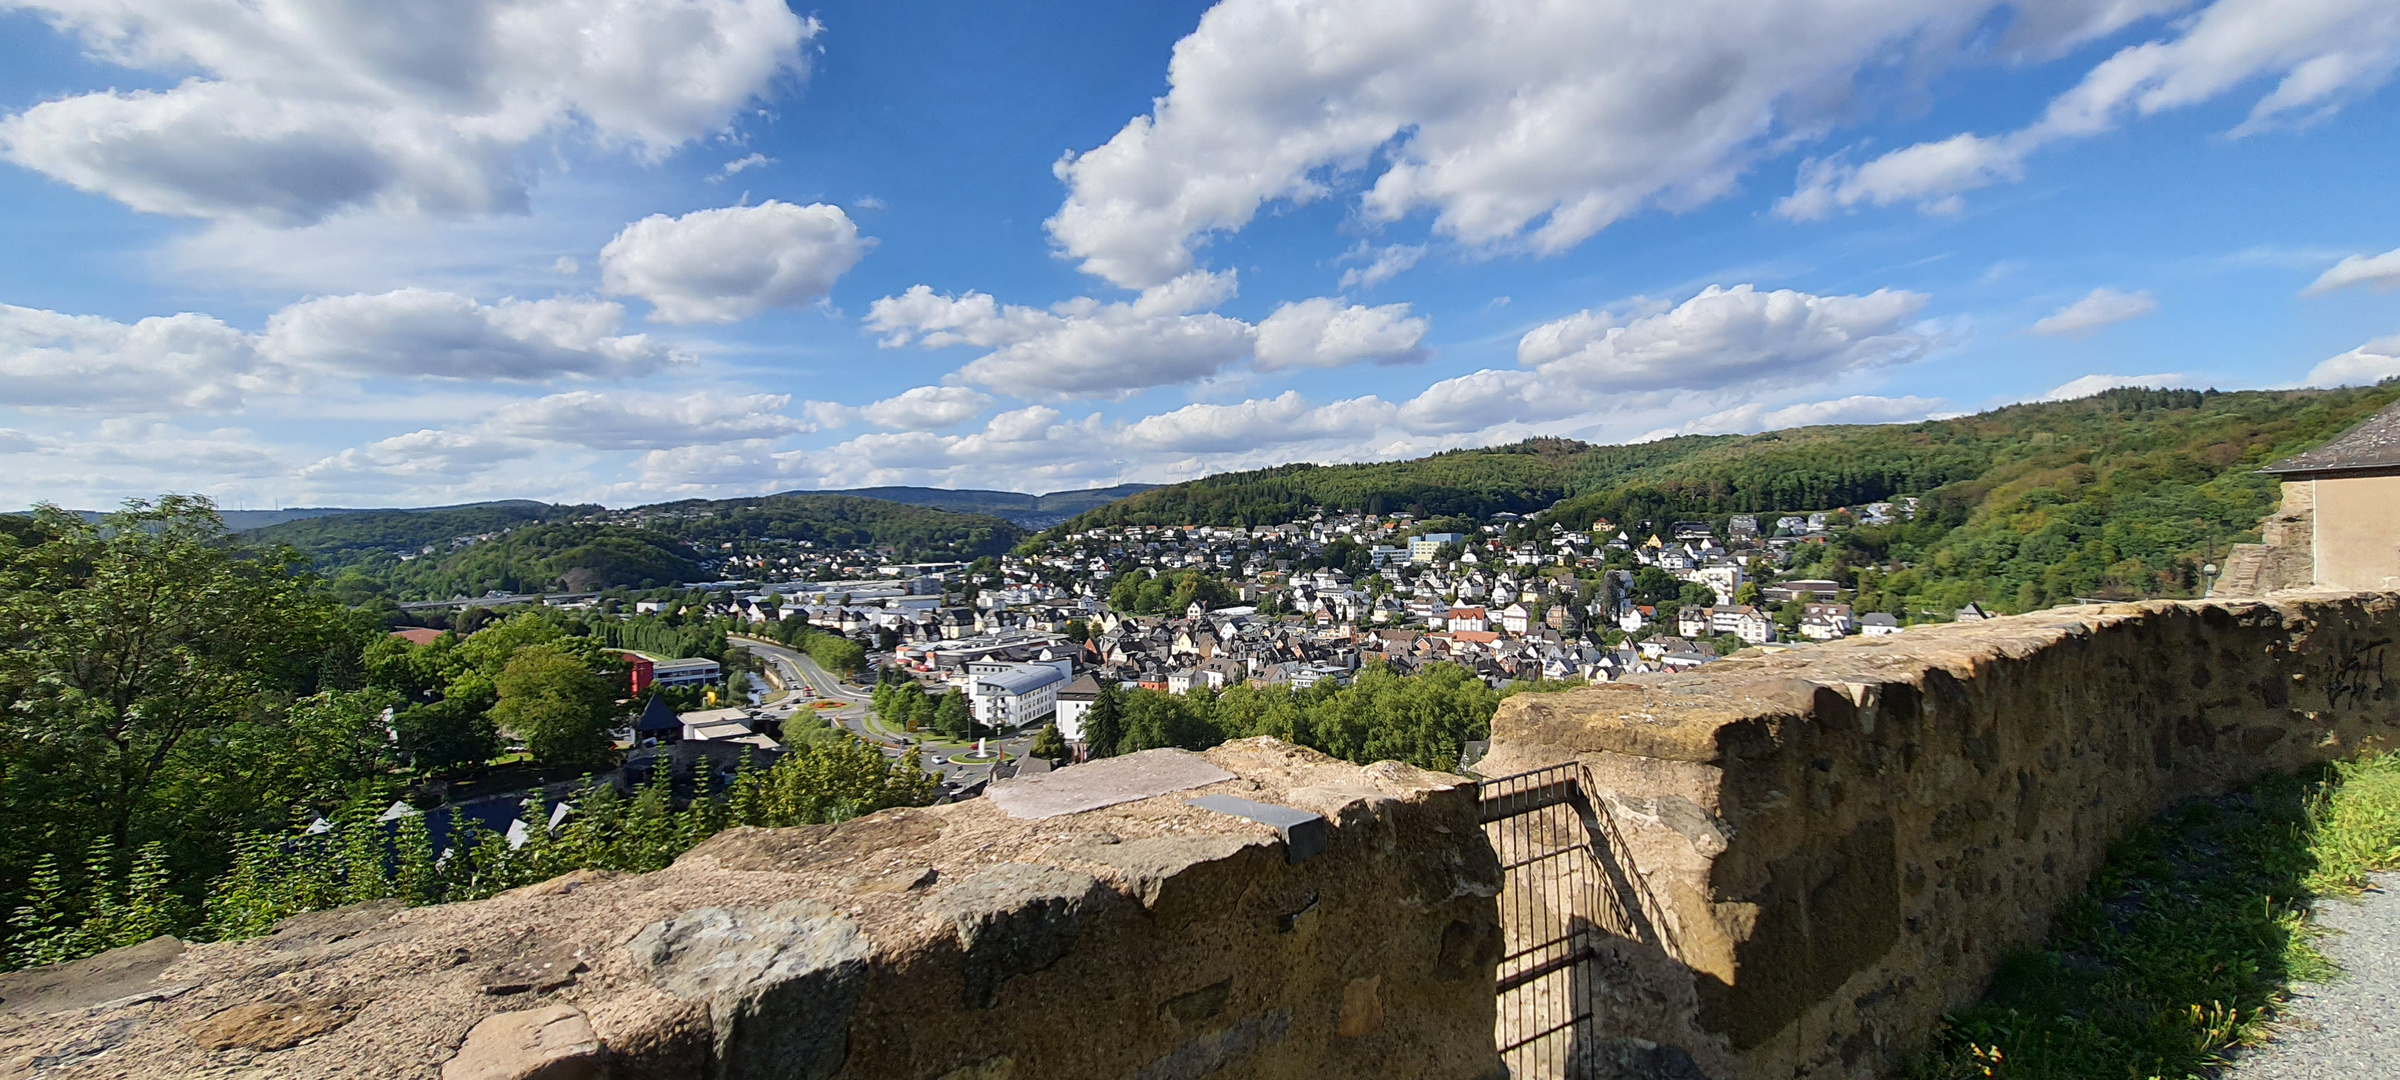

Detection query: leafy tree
xmin=934 ymin=690 xmax=974 ymax=741
xmin=1629 ymin=567 xmax=1683 ymax=606
xmin=728 ymin=739 xmax=939 ymax=826
xmin=490 ymin=644 xmax=618 ymax=766
xmin=1030 ymin=723 xmax=1069 ymax=763
xmin=0 ymin=497 xmax=363 ymax=877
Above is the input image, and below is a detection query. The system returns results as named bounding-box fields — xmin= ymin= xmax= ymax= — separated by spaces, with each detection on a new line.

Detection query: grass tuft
xmin=1910 ymin=751 xmax=2400 ymax=1080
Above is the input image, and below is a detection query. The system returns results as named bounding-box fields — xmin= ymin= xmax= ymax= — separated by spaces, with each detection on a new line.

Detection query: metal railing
xmin=1480 ymin=764 xmax=1606 ymax=1078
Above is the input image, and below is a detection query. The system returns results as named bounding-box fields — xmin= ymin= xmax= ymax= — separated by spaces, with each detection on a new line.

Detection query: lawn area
xmin=1911 ymin=752 xmax=2400 ymax=1079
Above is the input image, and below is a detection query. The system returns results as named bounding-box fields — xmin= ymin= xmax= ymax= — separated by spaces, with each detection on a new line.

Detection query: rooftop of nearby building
xmin=2263 ymin=398 xmax=2400 ymax=476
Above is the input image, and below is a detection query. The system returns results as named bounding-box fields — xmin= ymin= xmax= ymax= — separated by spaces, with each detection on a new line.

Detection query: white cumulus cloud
xmin=0 ymin=303 xmax=281 ymax=410
xmin=2028 ymin=288 xmax=2159 ymax=335
xmin=259 ymin=289 xmax=680 ymax=379
xmin=1044 ymin=0 xmax=2211 ymax=289
xmin=2306 ymin=335 xmax=2400 ymax=387
xmin=867 ymin=273 xmax=1430 ymax=399
xmin=0 ymin=0 xmax=817 ymax=225
xmin=1672 ymin=394 xmax=1952 ymax=436
xmin=1398 ymin=283 xmax=1935 ymax=432
xmin=600 ymin=202 xmax=874 ymax=324
xmin=1337 ymin=243 xmax=1426 ymax=290
xmin=2304 ymin=246 xmax=2400 ymax=295
xmin=1252 ymin=298 xmax=1427 ymax=371
xmin=1118 ymin=391 xmax=1397 ymax=453
xmin=1782 ymin=0 xmax=2400 ymax=219
xmin=485 ymin=390 xmax=813 ymax=449
xmin=859 ymin=386 xmax=995 ymax=430
xmin=1519 ymin=284 xmax=1935 ymax=392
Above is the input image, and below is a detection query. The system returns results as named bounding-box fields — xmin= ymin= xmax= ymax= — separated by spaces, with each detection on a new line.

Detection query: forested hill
xmin=238 ymin=501 xmax=586 ymax=560
xmin=247 ymin=493 xmax=1025 ymax=601
xmin=629 ymin=493 xmax=1024 ymax=558
xmin=1064 ymin=436 xmax=1731 ymax=529
xmin=801 ymin=483 xmax=1160 ymax=527
xmin=1056 ymin=383 xmax=2400 ymax=611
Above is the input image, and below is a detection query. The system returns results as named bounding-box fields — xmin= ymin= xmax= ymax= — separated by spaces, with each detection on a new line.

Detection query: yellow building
xmin=2225 ymin=398 xmax=2400 ymax=594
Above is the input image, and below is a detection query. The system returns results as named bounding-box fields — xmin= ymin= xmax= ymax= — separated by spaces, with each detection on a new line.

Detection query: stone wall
xmin=2216 ymin=479 xmax=2316 ymax=597
xmin=0 ymin=741 xmax=1503 ymax=1080
xmin=1478 ymin=592 xmax=2400 ymax=1080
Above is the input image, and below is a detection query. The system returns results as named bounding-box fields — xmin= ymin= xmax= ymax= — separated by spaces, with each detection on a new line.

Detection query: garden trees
xmin=0 ymin=498 xmax=370 ymax=883
xmin=490 ymin=645 xmax=619 ymax=766
xmin=934 ymin=690 xmax=973 ymax=741
xmin=1629 ymin=567 xmax=1683 ymax=606
xmin=1030 ymin=723 xmax=1068 ymax=763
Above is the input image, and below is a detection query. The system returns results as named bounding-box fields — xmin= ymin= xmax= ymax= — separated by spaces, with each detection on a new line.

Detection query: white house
xmin=1799 ymin=603 xmax=1854 ymax=641
xmin=1678 ymin=605 xmax=1715 ymax=639
xmin=1694 ymin=564 xmax=1746 ymax=606
xmin=1052 ymin=673 xmax=1102 ymax=740
xmin=680 ymin=707 xmax=779 ymax=749
xmin=1446 ymin=606 xmax=1489 ymax=633
xmin=1861 ymin=612 xmax=1903 ymax=636
xmin=1709 ymin=605 xmax=1774 ymax=645
xmin=1499 ymin=603 xmax=1532 ymax=634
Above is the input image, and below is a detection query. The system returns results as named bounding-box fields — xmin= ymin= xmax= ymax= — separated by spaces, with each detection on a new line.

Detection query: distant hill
xmin=631 ymin=493 xmax=1024 ymax=561
xmin=795 ymin=483 xmax=1160 ymax=527
xmin=1055 ymin=383 xmax=2400 ymax=614
xmin=242 ymin=493 xmax=1024 ymax=601
xmin=241 ymin=501 xmax=586 ymax=565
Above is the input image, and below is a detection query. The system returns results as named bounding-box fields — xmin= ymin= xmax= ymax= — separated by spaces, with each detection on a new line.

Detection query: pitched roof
xmin=2262 ymin=399 xmax=2400 ymax=476
xmin=635 ymin=694 xmax=680 ymax=732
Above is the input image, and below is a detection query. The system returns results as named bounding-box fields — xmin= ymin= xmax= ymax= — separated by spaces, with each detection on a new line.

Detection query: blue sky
xmin=2 ymin=0 xmax=2397 ymax=509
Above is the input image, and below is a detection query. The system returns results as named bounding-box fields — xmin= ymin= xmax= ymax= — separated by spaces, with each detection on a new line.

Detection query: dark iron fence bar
xmin=1479 ymin=761 xmax=1607 ymax=1078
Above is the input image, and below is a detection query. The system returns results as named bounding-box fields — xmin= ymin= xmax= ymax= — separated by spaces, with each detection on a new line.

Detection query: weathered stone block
xmin=922 ymin=862 xmax=1109 ymax=1008
xmin=627 ymin=899 xmax=870 ymax=1080
xmin=442 ymin=1003 xmax=603 ymax=1080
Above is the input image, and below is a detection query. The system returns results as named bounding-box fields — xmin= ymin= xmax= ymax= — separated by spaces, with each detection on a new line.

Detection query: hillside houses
xmin=711 ymin=498 xmax=1943 ymax=715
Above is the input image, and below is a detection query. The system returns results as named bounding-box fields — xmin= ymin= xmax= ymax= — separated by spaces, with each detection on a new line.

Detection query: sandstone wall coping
xmin=0 ymin=740 xmax=1504 ymax=1080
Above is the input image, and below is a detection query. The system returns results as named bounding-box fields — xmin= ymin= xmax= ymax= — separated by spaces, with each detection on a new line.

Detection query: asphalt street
xmin=727 ymin=635 xmax=1037 ymax=787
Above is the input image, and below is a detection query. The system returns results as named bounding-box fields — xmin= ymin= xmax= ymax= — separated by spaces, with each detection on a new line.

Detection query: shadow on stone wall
xmin=1479 ymin=591 xmax=2400 ymax=1080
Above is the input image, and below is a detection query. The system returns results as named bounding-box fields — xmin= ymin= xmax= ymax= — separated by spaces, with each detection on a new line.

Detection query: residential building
xmin=1052 ymin=674 xmax=1102 ymax=739
xmin=2241 ymin=398 xmax=2400 ymax=592
xmin=680 ymin=707 xmax=778 ymax=749
xmin=1709 ymin=605 xmax=1773 ymax=645
xmin=1447 ymin=606 xmax=1489 ymax=633
xmin=1860 ymin=613 xmax=1903 ymax=636
xmin=1499 ymin=603 xmax=1532 ymax=634
xmin=1762 ymin=579 xmax=1844 ymax=603
xmin=1409 ymin=533 xmax=1466 ymax=563
xmin=1799 ymin=603 xmax=1855 ymax=641
xmin=1677 ymin=605 xmax=1714 ymax=639
xmin=967 ymin=659 xmax=1073 ymax=729
xmin=650 ymin=657 xmax=720 ymax=689
xmin=1694 ymin=564 xmax=1746 ymax=606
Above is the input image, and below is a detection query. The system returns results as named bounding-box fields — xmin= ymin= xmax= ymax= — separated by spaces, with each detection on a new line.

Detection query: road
xmin=727 ymin=635 xmax=1036 ymax=787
